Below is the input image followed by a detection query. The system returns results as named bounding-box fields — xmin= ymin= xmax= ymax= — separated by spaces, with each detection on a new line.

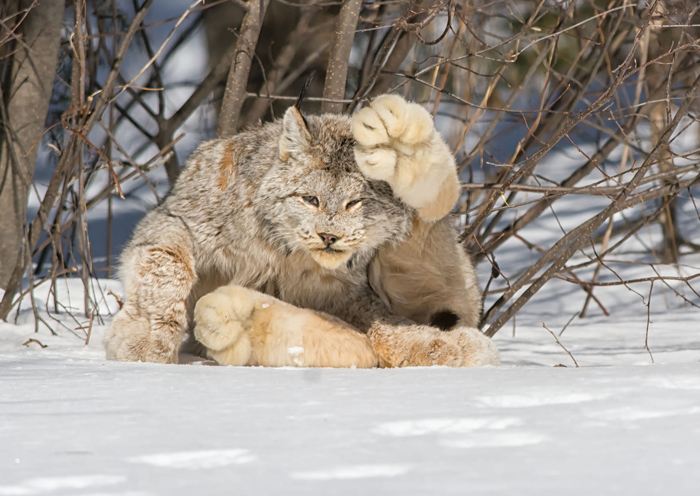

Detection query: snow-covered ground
xmin=2 ymin=354 xmax=699 ymax=495
xmin=1 ymin=274 xmax=699 ymax=495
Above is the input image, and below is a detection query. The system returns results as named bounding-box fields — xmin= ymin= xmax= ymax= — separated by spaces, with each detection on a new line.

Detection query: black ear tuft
xmin=430 ymin=310 xmax=460 ymax=331
xmin=295 ymin=71 xmax=315 ymax=128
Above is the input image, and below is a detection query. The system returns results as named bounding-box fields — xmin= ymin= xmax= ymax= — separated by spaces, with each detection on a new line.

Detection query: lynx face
xmin=256 ymin=108 xmax=411 ymax=270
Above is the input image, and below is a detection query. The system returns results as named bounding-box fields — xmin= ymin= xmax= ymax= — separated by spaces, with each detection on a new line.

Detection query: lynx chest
xmin=270 ymin=251 xmax=366 ymax=316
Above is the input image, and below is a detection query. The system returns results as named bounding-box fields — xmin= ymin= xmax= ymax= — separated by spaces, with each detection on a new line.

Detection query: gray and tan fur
xmin=104 ymin=95 xmax=499 ymax=367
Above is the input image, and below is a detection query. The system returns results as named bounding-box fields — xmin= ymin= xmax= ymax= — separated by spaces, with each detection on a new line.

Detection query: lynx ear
xmin=279 ymin=106 xmax=311 ymax=161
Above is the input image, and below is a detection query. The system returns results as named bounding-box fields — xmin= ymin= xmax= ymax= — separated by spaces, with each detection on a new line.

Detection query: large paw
xmin=104 ymin=308 xmax=180 ymax=364
xmin=352 ymin=95 xmax=435 ymax=182
xmin=449 ymin=327 xmax=501 ymax=367
xmin=352 ymin=94 xmax=459 ymax=219
xmin=193 ymin=285 xmax=262 ymax=352
xmin=353 ymin=94 xmax=434 ymax=147
xmin=370 ymin=325 xmax=500 ymax=368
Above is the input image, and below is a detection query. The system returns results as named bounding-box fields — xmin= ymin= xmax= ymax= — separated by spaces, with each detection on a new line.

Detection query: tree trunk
xmin=217 ymin=0 xmax=271 ymax=138
xmin=0 ymin=0 xmax=65 ymax=289
xmin=321 ymin=0 xmax=362 ymax=113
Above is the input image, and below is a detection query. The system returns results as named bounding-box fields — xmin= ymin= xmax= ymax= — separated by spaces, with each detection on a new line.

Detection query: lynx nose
xmin=318 ymin=232 xmax=339 ymax=246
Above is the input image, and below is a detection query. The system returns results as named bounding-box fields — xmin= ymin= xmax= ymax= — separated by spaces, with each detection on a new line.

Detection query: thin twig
xmin=543 ymin=323 xmax=579 ymax=368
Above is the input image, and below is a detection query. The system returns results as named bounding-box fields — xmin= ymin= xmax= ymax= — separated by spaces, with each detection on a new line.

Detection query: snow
xmin=1 ymin=352 xmax=699 ymax=494
xmin=1 ymin=276 xmax=699 ymax=494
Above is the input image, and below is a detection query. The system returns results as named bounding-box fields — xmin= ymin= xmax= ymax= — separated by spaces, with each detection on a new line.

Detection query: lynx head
xmin=256 ymin=106 xmax=411 ymax=270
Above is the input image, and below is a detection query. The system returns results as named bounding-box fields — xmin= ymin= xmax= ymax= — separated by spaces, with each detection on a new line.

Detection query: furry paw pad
xmin=354 ymin=93 xmax=459 ymax=219
xmin=352 ymin=94 xmax=446 ymax=198
xmin=194 ymin=286 xmax=260 ymax=351
xmin=352 ymin=147 xmax=397 ymax=182
xmin=353 ymin=94 xmax=434 ymax=148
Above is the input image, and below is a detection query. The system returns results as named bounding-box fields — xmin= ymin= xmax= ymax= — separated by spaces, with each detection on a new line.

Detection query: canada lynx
xmin=104 ymin=95 xmax=499 ymax=367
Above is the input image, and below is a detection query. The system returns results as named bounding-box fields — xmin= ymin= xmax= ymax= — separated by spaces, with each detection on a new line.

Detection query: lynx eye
xmin=302 ymin=196 xmax=319 ymax=207
xmin=345 ymin=199 xmax=362 ymax=210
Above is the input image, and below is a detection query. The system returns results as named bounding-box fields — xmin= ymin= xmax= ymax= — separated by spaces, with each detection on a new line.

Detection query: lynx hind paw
xmin=352 ymin=94 xmax=434 ymax=147
xmin=413 ymin=327 xmax=500 ymax=367
xmin=452 ymin=327 xmax=501 ymax=367
xmin=194 ymin=287 xmax=256 ymax=351
xmin=371 ymin=324 xmax=500 ymax=368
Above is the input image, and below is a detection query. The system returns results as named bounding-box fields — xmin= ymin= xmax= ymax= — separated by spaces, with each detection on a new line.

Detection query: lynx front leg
xmin=194 ymin=285 xmax=378 ymax=368
xmin=355 ymin=95 xmax=482 ymax=329
xmin=352 ymin=94 xmax=460 ymax=221
xmin=104 ymin=223 xmax=196 ymax=364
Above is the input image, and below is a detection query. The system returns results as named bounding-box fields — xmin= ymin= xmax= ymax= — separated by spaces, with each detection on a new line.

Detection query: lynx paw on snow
xmin=371 ymin=325 xmax=500 ymax=368
xmin=193 ymin=286 xmax=259 ymax=351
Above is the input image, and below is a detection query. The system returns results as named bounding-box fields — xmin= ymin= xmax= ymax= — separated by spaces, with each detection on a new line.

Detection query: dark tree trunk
xmin=0 ymin=0 xmax=65 ymax=288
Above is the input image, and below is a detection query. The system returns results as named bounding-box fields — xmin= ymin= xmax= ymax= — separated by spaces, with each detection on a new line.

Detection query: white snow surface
xmin=1 ymin=276 xmax=699 ymax=494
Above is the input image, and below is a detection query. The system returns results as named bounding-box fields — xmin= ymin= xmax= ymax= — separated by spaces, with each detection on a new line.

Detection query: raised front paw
xmin=194 ymin=285 xmax=261 ymax=352
xmin=352 ymin=95 xmax=435 ymax=181
xmin=353 ymin=94 xmax=434 ymax=147
xmin=352 ymin=95 xmax=459 ymax=220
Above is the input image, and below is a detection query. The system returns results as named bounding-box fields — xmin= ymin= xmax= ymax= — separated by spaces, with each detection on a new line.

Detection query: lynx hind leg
xmin=369 ymin=323 xmax=500 ymax=368
xmin=370 ymin=217 xmax=482 ymax=329
xmin=352 ymin=94 xmax=460 ymax=220
xmin=105 ymin=309 xmax=166 ymax=363
xmin=194 ymin=285 xmax=378 ymax=368
xmin=104 ymin=222 xmax=195 ymax=364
